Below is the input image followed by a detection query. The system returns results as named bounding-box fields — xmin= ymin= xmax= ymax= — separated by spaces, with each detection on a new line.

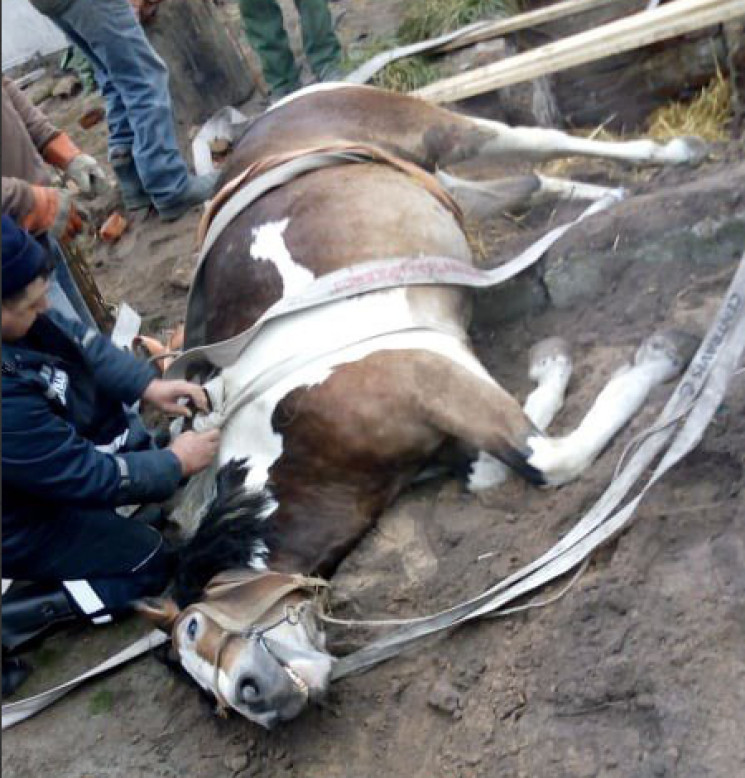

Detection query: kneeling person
xmin=1 ymin=216 xmax=219 ymax=693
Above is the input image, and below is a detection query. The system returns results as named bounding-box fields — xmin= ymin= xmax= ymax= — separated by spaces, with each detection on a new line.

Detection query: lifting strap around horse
xmin=168 ymin=142 xmax=625 ymax=381
xmin=180 ymin=142 xmax=464 ymax=362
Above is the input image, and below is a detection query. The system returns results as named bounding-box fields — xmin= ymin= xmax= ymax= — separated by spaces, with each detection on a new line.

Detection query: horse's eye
xmin=186 ymin=617 xmax=199 ymax=641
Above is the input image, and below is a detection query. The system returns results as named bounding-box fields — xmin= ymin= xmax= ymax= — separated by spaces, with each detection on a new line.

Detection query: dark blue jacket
xmin=2 ymin=312 xmax=183 ymax=531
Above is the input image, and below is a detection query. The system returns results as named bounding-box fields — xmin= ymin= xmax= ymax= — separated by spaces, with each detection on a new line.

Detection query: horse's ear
xmin=135 ymin=597 xmax=181 ymax=631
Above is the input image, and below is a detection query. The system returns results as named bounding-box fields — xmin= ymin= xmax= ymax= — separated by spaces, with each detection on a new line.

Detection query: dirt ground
xmin=3 ymin=2 xmax=745 ymax=777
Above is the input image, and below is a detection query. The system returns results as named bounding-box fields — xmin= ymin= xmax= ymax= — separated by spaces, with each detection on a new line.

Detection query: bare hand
xmin=169 ymin=429 xmax=220 ymax=477
xmin=142 ymin=378 xmax=209 ymax=417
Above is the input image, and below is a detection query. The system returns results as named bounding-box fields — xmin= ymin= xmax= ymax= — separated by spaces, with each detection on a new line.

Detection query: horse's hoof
xmin=634 ymin=329 xmax=700 ymax=381
xmin=528 ymin=337 xmax=573 ymax=383
xmin=664 ymin=136 xmax=709 ymax=166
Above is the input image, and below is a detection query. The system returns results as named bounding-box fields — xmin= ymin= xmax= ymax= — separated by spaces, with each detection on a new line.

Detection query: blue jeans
xmin=49 ymin=0 xmax=189 ymax=206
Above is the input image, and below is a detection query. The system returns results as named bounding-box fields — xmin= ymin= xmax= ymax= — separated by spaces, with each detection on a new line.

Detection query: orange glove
xmin=41 ymin=133 xmax=81 ymax=169
xmin=21 ymin=186 xmax=84 ymax=243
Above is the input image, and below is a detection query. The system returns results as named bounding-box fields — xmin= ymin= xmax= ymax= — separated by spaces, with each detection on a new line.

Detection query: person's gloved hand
xmin=142 ymin=378 xmax=211 ymax=418
xmin=21 ymin=186 xmax=84 ymax=243
xmin=42 ymin=132 xmax=109 ymax=197
xmin=65 ymin=153 xmax=109 ymax=197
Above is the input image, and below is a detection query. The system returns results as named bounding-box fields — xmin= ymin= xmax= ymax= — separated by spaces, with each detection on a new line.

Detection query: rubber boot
xmin=155 ymin=172 xmax=220 ymax=222
xmin=2 ymin=655 xmax=31 ymax=697
xmin=110 ymin=149 xmax=151 ymax=212
xmin=1 ymin=583 xmax=79 ymax=654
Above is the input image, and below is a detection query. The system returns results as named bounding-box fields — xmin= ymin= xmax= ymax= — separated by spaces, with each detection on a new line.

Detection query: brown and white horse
xmin=139 ymin=84 xmax=701 ymax=727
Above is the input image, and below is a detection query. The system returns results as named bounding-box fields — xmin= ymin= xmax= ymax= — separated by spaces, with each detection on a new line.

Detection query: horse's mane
xmin=171 ymin=459 xmax=277 ymax=607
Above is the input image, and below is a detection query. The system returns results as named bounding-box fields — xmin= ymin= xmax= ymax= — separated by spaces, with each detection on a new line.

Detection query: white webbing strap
xmin=330 ymin=250 xmax=745 ymax=678
xmin=1 ymin=630 xmax=169 ymax=730
xmin=167 ymin=189 xmax=623 ymax=379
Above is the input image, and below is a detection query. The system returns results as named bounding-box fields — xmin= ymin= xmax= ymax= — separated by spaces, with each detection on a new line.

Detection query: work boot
xmin=2 ymin=582 xmax=79 ymax=654
xmin=155 ymin=172 xmax=220 ymax=223
xmin=109 ymin=148 xmax=151 ymax=212
xmin=2 ymin=655 xmax=31 ymax=698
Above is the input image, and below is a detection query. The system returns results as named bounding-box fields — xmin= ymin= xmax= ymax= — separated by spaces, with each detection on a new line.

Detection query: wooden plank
xmin=413 ymin=0 xmax=745 ymax=103
xmin=345 ymin=0 xmax=619 ymax=85
xmin=433 ymin=0 xmax=617 ymax=53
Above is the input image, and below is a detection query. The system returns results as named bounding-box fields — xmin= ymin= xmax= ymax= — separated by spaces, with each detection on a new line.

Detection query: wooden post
xmin=413 ymin=0 xmax=745 ymax=104
xmin=145 ymin=0 xmax=254 ymax=134
xmin=63 ymin=242 xmax=115 ymax=332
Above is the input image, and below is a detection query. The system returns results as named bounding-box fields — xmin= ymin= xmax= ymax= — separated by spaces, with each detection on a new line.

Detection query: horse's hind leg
xmin=435 ymin=170 xmax=624 ymax=221
xmin=433 ymin=112 xmax=707 ymax=169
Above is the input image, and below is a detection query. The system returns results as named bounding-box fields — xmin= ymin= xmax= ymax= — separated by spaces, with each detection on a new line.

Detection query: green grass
xmin=398 ymin=0 xmax=521 ymax=45
xmin=345 ymin=0 xmax=520 ymax=92
xmin=374 ymin=56 xmax=441 ymax=92
xmin=88 ymin=688 xmax=115 ymax=716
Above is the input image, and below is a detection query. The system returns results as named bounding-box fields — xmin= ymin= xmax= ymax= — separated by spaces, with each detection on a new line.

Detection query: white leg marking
xmin=536 ymin=175 xmax=626 ymax=204
xmin=468 ymin=338 xmax=573 ymax=493
xmin=527 ymin=332 xmax=694 ymax=486
xmin=472 ymin=118 xmax=707 ymax=165
xmin=250 ymin=219 xmax=315 ymax=296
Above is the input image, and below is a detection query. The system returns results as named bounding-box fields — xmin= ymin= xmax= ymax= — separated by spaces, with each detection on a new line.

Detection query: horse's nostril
xmin=239 ymin=676 xmax=261 ymax=704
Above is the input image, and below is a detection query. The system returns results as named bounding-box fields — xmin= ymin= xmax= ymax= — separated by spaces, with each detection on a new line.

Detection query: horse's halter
xmin=173 ymin=570 xmax=329 ymax=716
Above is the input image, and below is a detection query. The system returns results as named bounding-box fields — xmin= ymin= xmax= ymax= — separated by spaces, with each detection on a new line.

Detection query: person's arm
xmin=2 ymin=75 xmax=59 ymax=153
xmin=60 ymin=315 xmax=210 ymax=416
xmin=2 ymin=391 xmax=183 ymax=507
xmin=60 ymin=313 xmax=160 ymax=406
xmin=3 ymin=76 xmax=108 ymax=197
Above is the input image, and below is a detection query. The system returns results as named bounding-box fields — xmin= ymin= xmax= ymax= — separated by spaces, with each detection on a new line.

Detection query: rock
xmin=223 ymin=752 xmax=249 ymax=772
xmin=169 ymin=253 xmax=197 ymax=290
xmin=79 ymin=106 xmax=106 ymax=130
xmin=52 ymin=74 xmax=81 ymax=98
xmin=428 ymin=678 xmax=462 ymax=715
xmin=28 ymin=79 xmax=55 ymax=106
xmin=99 ymin=213 xmax=129 ymax=243
xmin=209 ymin=138 xmax=232 ymax=155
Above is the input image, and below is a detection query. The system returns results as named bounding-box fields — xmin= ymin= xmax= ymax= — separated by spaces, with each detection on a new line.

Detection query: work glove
xmin=42 ymin=133 xmax=109 ymax=197
xmin=65 ymin=153 xmax=109 ymax=197
xmin=21 ymin=186 xmax=84 ymax=243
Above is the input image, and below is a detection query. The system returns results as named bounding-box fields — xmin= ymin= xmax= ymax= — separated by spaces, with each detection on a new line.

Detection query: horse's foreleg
xmin=468 ymin=337 xmax=573 ymax=492
xmin=424 ymin=330 xmax=694 ymax=490
xmin=524 ymin=330 xmax=698 ymax=486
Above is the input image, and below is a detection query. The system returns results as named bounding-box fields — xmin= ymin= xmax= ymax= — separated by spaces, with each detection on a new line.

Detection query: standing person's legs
xmin=238 ymin=0 xmax=301 ymax=97
xmin=295 ymin=0 xmax=342 ymax=80
xmin=50 ymin=10 xmax=152 ymax=211
xmin=51 ymin=0 xmax=189 ymax=204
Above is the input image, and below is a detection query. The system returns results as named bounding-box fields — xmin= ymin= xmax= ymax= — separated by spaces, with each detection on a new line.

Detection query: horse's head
xmin=139 ymin=569 xmax=334 ymax=728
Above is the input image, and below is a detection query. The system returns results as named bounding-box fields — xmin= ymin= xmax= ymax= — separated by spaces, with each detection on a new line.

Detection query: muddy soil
xmin=3 ymin=2 xmax=744 ymax=777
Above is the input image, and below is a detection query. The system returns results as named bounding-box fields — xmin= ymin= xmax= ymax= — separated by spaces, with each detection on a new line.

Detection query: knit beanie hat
xmin=2 ymin=214 xmax=50 ymax=299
